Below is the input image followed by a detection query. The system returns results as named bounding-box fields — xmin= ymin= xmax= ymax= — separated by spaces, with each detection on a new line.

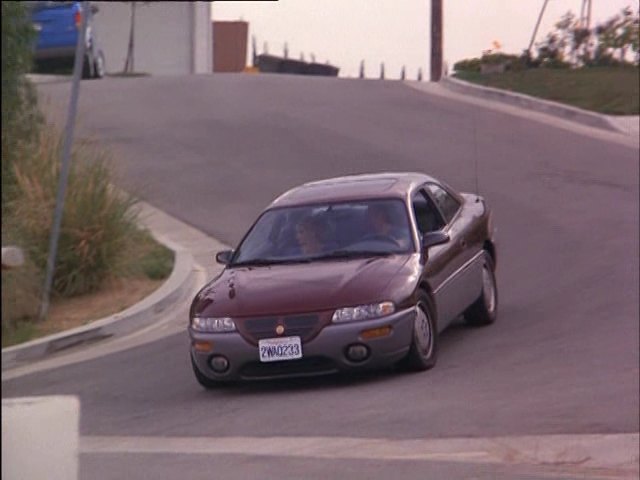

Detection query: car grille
xmin=241 ymin=314 xmax=321 ymax=344
xmin=239 ymin=356 xmax=338 ymax=380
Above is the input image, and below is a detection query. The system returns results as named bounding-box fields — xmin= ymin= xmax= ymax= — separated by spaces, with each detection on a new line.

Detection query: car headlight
xmin=191 ymin=316 xmax=236 ymax=332
xmin=332 ymin=302 xmax=395 ymax=323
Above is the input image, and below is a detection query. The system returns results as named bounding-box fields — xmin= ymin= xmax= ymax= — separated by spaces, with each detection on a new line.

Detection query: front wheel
xmin=92 ymin=50 xmax=105 ymax=79
xmin=82 ymin=52 xmax=93 ymax=79
xmin=400 ymin=294 xmax=438 ymax=371
xmin=464 ymin=254 xmax=497 ymax=326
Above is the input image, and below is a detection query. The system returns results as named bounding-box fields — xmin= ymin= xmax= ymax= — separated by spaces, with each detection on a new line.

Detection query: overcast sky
xmin=212 ymin=0 xmax=638 ymax=78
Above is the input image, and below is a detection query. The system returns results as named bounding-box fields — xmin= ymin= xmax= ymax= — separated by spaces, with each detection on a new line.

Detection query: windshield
xmin=232 ymin=199 xmax=414 ymax=266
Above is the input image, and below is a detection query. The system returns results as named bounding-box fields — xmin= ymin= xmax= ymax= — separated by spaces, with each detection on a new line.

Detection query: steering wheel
xmin=361 ymin=234 xmax=401 ymax=247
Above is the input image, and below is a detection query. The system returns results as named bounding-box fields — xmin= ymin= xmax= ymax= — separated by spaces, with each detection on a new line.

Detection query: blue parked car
xmin=27 ymin=1 xmax=105 ymax=79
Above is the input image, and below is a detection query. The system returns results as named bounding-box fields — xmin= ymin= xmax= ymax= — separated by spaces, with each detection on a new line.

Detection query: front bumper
xmin=189 ymin=307 xmax=417 ymax=381
xmin=33 ymin=46 xmax=77 ymax=62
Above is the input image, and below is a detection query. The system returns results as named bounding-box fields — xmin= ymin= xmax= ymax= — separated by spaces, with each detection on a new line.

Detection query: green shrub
xmin=123 ymin=227 xmax=175 ymax=281
xmin=140 ymin=243 xmax=174 ymax=280
xmin=1 ymin=1 xmax=43 ymax=211
xmin=7 ymin=127 xmax=139 ymax=297
xmin=454 ymin=57 xmax=482 ymax=73
xmin=455 ymin=53 xmax=527 ymax=73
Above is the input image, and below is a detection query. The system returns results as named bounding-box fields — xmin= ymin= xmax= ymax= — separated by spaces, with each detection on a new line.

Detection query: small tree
xmin=593 ymin=7 xmax=639 ymax=65
xmin=535 ymin=11 xmax=586 ymax=67
xmin=122 ymin=1 xmax=149 ymax=73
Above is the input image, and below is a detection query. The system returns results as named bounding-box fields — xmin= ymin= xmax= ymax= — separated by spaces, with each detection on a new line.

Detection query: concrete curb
xmin=1 ymin=247 xmax=196 ymax=371
xmin=26 ymin=73 xmax=72 ymax=85
xmin=441 ymin=76 xmax=620 ymax=133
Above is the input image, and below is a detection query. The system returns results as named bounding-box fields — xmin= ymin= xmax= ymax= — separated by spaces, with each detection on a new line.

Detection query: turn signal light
xmin=74 ymin=11 xmax=82 ymax=29
xmin=360 ymin=326 xmax=392 ymax=340
xmin=193 ymin=341 xmax=213 ymax=352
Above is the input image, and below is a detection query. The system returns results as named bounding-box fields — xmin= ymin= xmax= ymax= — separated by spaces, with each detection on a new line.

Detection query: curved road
xmin=4 ymin=74 xmax=639 ymax=479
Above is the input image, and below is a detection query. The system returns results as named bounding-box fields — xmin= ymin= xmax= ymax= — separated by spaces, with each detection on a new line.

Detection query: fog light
xmin=209 ymin=355 xmax=230 ymax=373
xmin=345 ymin=344 xmax=370 ymax=363
xmin=361 ymin=326 xmax=392 ymax=340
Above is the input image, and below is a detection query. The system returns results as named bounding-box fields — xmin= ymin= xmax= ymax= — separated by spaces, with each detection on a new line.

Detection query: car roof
xmin=269 ymin=172 xmax=440 ymax=208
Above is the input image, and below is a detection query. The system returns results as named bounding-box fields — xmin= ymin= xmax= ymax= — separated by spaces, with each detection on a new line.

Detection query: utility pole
xmin=39 ymin=1 xmax=89 ymax=320
xmin=430 ymin=0 xmax=443 ymax=81
xmin=528 ymin=0 xmax=550 ymax=56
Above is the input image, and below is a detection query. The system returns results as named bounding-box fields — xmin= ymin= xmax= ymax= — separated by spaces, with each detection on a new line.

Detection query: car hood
xmin=192 ymin=254 xmax=413 ymax=317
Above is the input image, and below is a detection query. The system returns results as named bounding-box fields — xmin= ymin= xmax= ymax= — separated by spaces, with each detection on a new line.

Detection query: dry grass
xmin=2 ymin=124 xmax=174 ymax=347
xmin=1 ymin=276 xmax=164 ymax=348
xmin=9 ymin=126 xmax=138 ymax=296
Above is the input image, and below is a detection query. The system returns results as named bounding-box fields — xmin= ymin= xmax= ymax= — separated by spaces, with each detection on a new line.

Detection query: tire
xmin=400 ymin=293 xmax=438 ymax=371
xmin=92 ymin=50 xmax=105 ymax=79
xmin=191 ymin=355 xmax=220 ymax=389
xmin=82 ymin=53 xmax=93 ymax=79
xmin=463 ymin=253 xmax=498 ymax=326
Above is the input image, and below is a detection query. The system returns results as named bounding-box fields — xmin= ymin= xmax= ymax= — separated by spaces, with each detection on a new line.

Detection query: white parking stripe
xmin=80 ymin=433 xmax=639 ymax=473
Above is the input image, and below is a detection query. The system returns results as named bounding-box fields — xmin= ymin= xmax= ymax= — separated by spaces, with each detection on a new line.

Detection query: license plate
xmin=258 ymin=336 xmax=302 ymax=363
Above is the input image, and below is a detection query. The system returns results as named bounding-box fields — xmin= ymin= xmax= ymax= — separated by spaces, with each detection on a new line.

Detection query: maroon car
xmin=189 ymin=172 xmax=497 ymax=386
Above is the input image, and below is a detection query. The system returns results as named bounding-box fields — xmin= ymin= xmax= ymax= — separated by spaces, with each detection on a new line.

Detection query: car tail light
xmin=74 ymin=11 xmax=82 ymax=29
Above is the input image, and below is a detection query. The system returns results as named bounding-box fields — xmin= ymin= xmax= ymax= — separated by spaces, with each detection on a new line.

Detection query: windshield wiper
xmin=313 ymin=250 xmax=395 ymax=261
xmin=231 ymin=257 xmax=313 ymax=267
xmin=231 ymin=259 xmax=278 ymax=267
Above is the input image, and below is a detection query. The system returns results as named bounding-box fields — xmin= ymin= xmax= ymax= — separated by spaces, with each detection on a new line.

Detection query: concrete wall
xmin=193 ymin=2 xmax=213 ymax=74
xmin=92 ymin=1 xmax=211 ymax=75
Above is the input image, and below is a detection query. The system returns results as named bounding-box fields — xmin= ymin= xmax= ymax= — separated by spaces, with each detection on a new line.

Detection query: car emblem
xmin=275 ymin=325 xmax=285 ymax=335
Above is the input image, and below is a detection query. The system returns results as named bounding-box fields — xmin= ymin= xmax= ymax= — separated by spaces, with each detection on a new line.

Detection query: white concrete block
xmin=2 ymin=396 xmax=80 ymax=480
xmin=2 ymin=246 xmax=25 ymax=269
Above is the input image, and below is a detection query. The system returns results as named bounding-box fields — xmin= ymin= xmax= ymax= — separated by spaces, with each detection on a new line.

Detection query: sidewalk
xmin=607 ymin=115 xmax=640 ymax=137
xmin=406 ymin=79 xmax=639 ymax=150
xmin=438 ymin=75 xmax=639 ymax=139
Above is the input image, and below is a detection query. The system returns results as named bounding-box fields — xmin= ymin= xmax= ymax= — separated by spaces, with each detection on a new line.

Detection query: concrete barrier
xmin=2 ymin=246 xmax=25 ymax=270
xmin=2 ymin=395 xmax=80 ymax=480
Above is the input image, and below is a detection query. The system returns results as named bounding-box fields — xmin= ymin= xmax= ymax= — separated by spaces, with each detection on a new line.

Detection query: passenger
xmin=295 ymin=215 xmax=327 ymax=255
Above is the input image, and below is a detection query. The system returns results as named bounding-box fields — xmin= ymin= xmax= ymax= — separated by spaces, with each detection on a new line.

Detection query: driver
xmin=295 ymin=215 xmax=327 ymax=255
xmin=366 ymin=204 xmax=411 ymax=249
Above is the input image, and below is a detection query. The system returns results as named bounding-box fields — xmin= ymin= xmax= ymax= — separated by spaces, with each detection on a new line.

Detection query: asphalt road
xmin=4 ymin=74 xmax=638 ymax=478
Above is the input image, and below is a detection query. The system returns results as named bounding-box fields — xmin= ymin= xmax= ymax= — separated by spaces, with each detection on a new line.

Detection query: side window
xmin=426 ymin=183 xmax=460 ymax=224
xmin=412 ymin=190 xmax=445 ymax=235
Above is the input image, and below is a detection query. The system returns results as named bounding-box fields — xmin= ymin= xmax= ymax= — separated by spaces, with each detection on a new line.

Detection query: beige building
xmin=92 ymin=1 xmax=212 ymax=75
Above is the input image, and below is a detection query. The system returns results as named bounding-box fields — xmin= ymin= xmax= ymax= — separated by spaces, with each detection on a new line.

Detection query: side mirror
xmin=422 ymin=231 xmax=450 ymax=250
xmin=215 ymin=250 xmax=234 ymax=265
xmin=91 ymin=4 xmax=99 ymax=14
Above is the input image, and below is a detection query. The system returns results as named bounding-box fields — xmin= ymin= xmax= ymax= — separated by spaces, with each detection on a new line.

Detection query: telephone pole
xmin=430 ymin=0 xmax=443 ymax=81
xmin=528 ymin=0 xmax=550 ymax=56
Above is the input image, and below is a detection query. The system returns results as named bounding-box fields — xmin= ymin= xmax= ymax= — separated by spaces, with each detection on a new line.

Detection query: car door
xmin=424 ymin=182 xmax=483 ymax=320
xmin=411 ymin=187 xmax=463 ymax=331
